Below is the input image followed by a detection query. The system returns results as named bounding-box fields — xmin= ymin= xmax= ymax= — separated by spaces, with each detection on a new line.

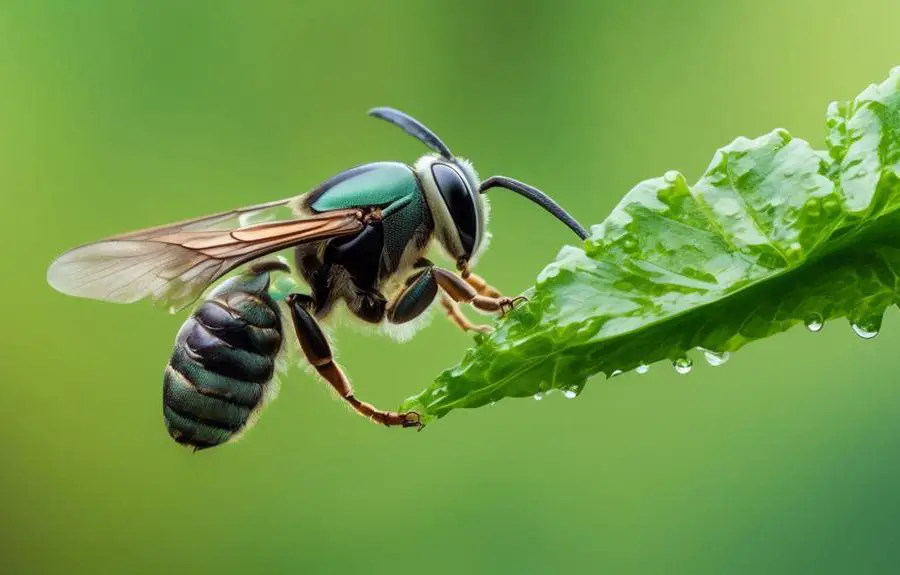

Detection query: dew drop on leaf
xmin=703 ymin=349 xmax=730 ymax=366
xmin=851 ymin=322 xmax=879 ymax=339
xmin=610 ymin=369 xmax=623 ymax=378
xmin=635 ymin=364 xmax=650 ymax=374
xmin=563 ymin=389 xmax=577 ymax=399
xmin=804 ymin=314 xmax=824 ymax=332
xmin=533 ymin=393 xmax=544 ymax=401
xmin=715 ymin=198 xmax=741 ymax=217
xmin=822 ymin=198 xmax=841 ymax=216
xmin=804 ymin=198 xmax=822 ymax=219
xmin=784 ymin=242 xmax=804 ymax=262
xmin=673 ymin=358 xmax=693 ymax=375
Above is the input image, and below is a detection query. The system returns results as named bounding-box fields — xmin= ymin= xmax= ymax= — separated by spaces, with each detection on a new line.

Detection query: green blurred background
xmin=3 ymin=1 xmax=900 ymax=573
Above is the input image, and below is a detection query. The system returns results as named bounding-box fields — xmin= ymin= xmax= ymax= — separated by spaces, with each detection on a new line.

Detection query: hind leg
xmin=286 ymin=294 xmax=421 ymax=429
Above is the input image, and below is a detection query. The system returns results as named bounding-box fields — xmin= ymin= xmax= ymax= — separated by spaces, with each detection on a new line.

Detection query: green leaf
xmin=402 ymin=67 xmax=900 ymax=424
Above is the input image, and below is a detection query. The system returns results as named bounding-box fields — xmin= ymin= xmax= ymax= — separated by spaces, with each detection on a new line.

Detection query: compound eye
xmin=431 ymin=163 xmax=477 ymax=255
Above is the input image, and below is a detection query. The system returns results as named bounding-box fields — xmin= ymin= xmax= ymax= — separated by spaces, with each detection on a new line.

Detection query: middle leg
xmin=439 ymin=294 xmax=493 ymax=334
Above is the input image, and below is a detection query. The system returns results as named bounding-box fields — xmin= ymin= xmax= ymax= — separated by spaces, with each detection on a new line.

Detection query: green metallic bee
xmin=47 ymin=108 xmax=588 ymax=450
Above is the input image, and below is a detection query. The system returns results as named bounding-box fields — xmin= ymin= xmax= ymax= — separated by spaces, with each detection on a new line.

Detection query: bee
xmin=47 ymin=108 xmax=588 ymax=448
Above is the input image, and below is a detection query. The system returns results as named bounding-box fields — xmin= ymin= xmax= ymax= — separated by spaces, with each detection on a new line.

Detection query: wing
xmin=47 ymin=202 xmax=367 ymax=312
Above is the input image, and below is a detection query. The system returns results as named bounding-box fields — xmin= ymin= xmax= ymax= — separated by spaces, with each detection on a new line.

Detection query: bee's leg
xmin=344 ymin=288 xmax=387 ymax=324
xmin=386 ymin=267 xmax=438 ymax=324
xmin=294 ymin=249 xmax=336 ymax=315
xmin=285 ymin=293 xmax=421 ymax=429
xmin=463 ymin=272 xmax=503 ymax=299
xmin=439 ymin=293 xmax=494 ymax=334
xmin=393 ymin=260 xmax=492 ymax=332
xmin=432 ymin=267 xmax=527 ymax=317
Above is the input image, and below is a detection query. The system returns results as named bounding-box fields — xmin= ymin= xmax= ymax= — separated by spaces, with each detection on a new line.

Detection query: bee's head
xmin=413 ymin=154 xmax=486 ymax=272
xmin=368 ymin=107 xmax=588 ymax=274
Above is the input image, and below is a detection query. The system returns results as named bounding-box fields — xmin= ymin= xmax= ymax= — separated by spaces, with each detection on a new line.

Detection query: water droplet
xmin=784 ymin=242 xmax=804 ymax=263
xmin=635 ymin=364 xmax=650 ymax=374
xmin=804 ymin=314 xmax=824 ymax=333
xmin=533 ymin=393 xmax=544 ymax=401
xmin=822 ymin=198 xmax=841 ymax=216
xmin=703 ymin=349 xmax=730 ymax=366
xmin=851 ymin=322 xmax=879 ymax=339
xmin=563 ymin=389 xmax=577 ymax=399
xmin=715 ymin=198 xmax=741 ymax=217
xmin=622 ymin=238 xmax=638 ymax=252
xmin=673 ymin=358 xmax=693 ymax=375
xmin=610 ymin=369 xmax=623 ymax=378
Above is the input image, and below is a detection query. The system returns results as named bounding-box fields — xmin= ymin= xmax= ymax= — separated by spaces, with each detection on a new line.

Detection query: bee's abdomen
xmin=163 ymin=274 xmax=283 ymax=451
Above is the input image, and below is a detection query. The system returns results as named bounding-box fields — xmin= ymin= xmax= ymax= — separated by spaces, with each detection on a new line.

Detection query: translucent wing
xmin=47 ymin=199 xmax=366 ymax=312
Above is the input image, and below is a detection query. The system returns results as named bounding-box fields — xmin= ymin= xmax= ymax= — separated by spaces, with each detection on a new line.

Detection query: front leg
xmin=432 ymin=267 xmax=527 ymax=316
xmin=286 ymin=294 xmax=421 ymax=429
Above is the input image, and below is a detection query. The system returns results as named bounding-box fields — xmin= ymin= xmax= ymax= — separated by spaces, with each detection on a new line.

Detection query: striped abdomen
xmin=164 ymin=272 xmax=283 ymax=451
